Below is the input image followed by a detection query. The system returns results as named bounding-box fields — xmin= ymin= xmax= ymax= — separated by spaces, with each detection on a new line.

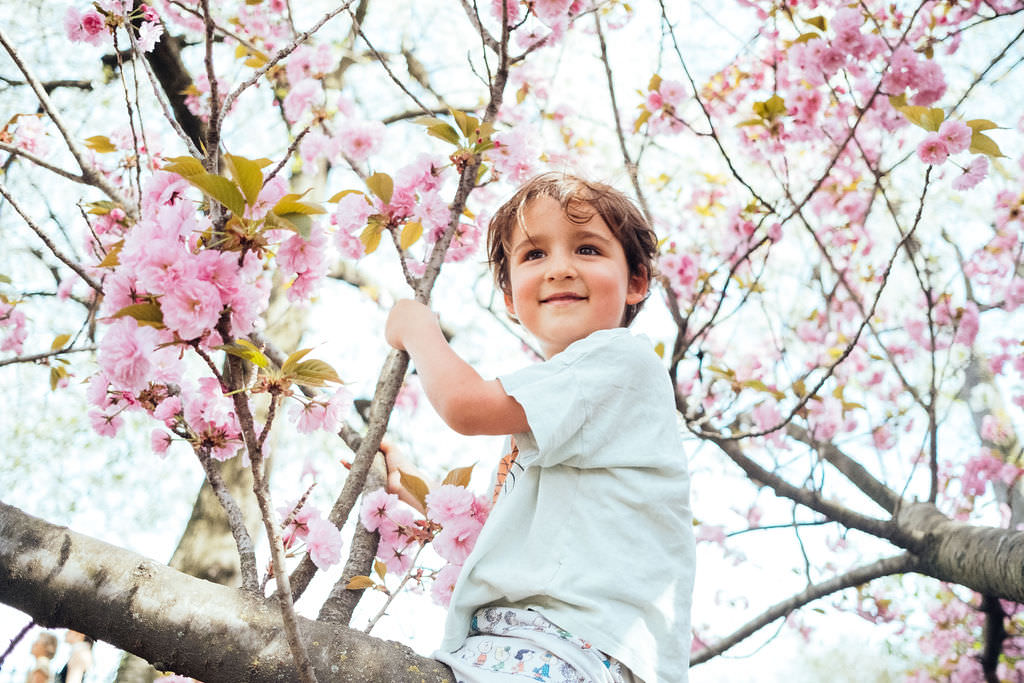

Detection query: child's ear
xmin=625 ymin=269 xmax=649 ymax=306
xmin=504 ymin=290 xmax=517 ymax=319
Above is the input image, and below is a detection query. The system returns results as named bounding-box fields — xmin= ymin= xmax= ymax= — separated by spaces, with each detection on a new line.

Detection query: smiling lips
xmin=541 ymin=292 xmax=587 ymax=304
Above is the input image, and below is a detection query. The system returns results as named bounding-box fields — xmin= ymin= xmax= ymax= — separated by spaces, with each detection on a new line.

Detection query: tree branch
xmin=0 ymin=501 xmax=454 ymax=683
xmin=691 ymin=553 xmax=919 ymax=664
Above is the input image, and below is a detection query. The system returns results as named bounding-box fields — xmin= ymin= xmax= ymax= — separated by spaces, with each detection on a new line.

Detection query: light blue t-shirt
xmin=440 ymin=328 xmax=696 ymax=683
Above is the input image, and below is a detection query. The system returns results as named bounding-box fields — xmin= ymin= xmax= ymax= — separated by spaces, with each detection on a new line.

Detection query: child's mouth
xmin=541 ymin=293 xmax=586 ymax=304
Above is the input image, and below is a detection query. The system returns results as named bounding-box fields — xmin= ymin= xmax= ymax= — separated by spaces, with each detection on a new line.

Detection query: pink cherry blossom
xmin=431 ymin=563 xmax=462 ymax=607
xmin=433 ymin=515 xmax=483 ymax=565
xmin=99 ymin=317 xmax=161 ymax=393
xmin=160 ymin=278 xmax=223 ymax=340
xmin=306 ymin=517 xmax=343 ymax=570
xmin=360 ymin=488 xmax=400 ymax=533
xmin=65 ymin=8 xmax=107 ymax=46
xmin=378 ymin=506 xmax=416 ymax=548
xmin=916 ymin=134 xmax=949 ymax=165
xmin=289 ymin=388 xmax=351 ymax=434
xmin=151 ymin=429 xmax=172 ymax=457
xmin=377 ymin=538 xmax=414 ymax=574
xmin=283 ymin=78 xmax=323 ymax=123
xmin=0 ymin=303 xmax=27 ymax=354
xmin=490 ymin=0 xmax=522 ymax=23
xmin=938 ymin=119 xmax=972 ymax=154
xmin=89 ymin=409 xmax=124 ymax=437
xmin=952 ymin=155 xmax=988 ymax=191
xmin=531 ymin=0 xmax=572 ymax=24
xmin=426 ymin=485 xmax=475 ymax=525
xmin=335 ymin=120 xmax=385 ymax=162
xmin=136 ymin=20 xmax=164 ymax=53
xmin=981 ymin=415 xmax=1012 ymax=445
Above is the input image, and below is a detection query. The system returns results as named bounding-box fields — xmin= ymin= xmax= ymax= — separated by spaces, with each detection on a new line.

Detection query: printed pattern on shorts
xmin=435 ymin=607 xmax=635 ymax=683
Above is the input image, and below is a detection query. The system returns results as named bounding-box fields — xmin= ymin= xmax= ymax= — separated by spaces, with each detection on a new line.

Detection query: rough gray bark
xmin=0 ymin=501 xmax=453 ymax=683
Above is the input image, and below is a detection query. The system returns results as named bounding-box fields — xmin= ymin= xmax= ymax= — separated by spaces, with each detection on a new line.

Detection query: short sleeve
xmin=498 ymin=328 xmax=660 ymax=469
xmin=498 ymin=357 xmax=588 ymax=466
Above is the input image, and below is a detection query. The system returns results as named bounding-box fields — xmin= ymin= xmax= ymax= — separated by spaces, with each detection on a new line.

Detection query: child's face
xmin=504 ymin=196 xmax=647 ymax=358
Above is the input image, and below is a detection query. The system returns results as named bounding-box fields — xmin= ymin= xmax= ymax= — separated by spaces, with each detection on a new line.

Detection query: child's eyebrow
xmin=572 ymin=229 xmax=615 ymax=244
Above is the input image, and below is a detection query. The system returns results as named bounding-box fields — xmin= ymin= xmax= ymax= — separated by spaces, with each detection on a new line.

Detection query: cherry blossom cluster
xmin=86 ymin=170 xmax=274 ymax=451
xmin=0 ymin=299 xmax=28 ymax=355
xmin=360 ymin=484 xmax=490 ymax=608
xmin=65 ymin=1 xmax=164 ymax=53
xmin=278 ymin=498 xmax=344 ymax=571
xmin=907 ymin=585 xmax=1024 ymax=681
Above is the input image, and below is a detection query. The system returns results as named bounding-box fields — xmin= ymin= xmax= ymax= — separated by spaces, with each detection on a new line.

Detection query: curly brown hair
xmin=486 ymin=172 xmax=657 ymax=326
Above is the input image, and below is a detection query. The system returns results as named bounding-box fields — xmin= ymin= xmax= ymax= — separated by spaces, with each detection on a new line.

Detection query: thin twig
xmin=195 ymin=447 xmax=260 ymax=593
xmin=0 ymin=345 xmax=96 ymax=368
xmin=0 ymin=182 xmax=103 ymax=292
xmin=219 ymin=2 xmax=353 ymax=128
xmin=0 ymin=26 xmax=131 ymax=210
xmin=0 ymin=142 xmax=92 ymax=186
xmin=363 ymin=542 xmax=427 ymax=634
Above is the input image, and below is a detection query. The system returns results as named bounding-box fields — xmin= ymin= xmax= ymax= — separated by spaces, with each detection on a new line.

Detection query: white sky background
xmin=2 ymin=0 xmax=1022 ymax=681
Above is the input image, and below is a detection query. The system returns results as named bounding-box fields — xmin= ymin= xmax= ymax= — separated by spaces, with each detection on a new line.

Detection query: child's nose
xmin=545 ymin=253 xmax=577 ymax=279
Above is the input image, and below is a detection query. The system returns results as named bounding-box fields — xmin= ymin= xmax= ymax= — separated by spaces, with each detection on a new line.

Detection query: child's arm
xmin=385 ymin=299 xmax=529 ymax=436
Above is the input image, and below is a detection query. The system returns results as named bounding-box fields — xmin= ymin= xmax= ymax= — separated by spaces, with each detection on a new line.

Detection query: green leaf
xmin=328 ymin=189 xmax=365 ymax=203
xmin=633 ymin=109 xmax=652 ymax=133
xmin=802 ymin=15 xmax=826 ymax=30
xmin=50 ymin=365 xmax=68 ymax=391
xmin=427 ymin=122 xmax=462 ymax=146
xmin=84 ymin=135 xmax=117 ymax=153
xmin=792 ymin=379 xmax=807 ymax=397
xmin=374 ymin=559 xmax=387 ymax=580
xmin=281 ymin=347 xmax=313 ymax=374
xmin=442 ymin=464 xmax=475 ymax=488
xmin=217 ymin=339 xmax=270 ymax=369
xmin=399 ymin=221 xmax=423 ymax=250
xmin=366 ymin=173 xmax=394 ymax=205
xmin=162 ymin=155 xmax=207 ymax=178
xmin=648 ymin=73 xmax=662 ymax=92
xmin=345 ymin=575 xmax=376 ymax=590
xmin=896 ymin=105 xmax=944 ymax=132
xmin=86 ymin=200 xmax=119 ymax=215
xmin=653 ymin=341 xmax=665 ymax=358
xmin=273 ymin=194 xmax=326 ymax=215
xmin=741 ymin=379 xmax=785 ymax=400
xmin=450 ymin=109 xmax=478 ymax=139
xmin=275 ymin=213 xmax=314 ymax=239
xmin=360 ymin=224 xmax=382 ymax=254
xmin=291 ymin=359 xmax=343 ymax=387
xmin=400 ymin=471 xmax=430 ymax=511
xmin=965 ymin=119 xmax=998 ymax=133
xmin=186 ymin=173 xmax=247 ymax=216
xmin=110 ymin=302 xmax=164 ymax=328
xmin=413 ymin=115 xmax=447 ymax=127
xmin=51 ymin=333 xmax=71 ymax=351
xmin=752 ymin=94 xmax=786 ymax=121
xmin=225 ymin=153 xmax=268 ymax=207
xmin=0 ymin=273 xmax=10 ymax=284
xmin=95 ymin=240 xmax=123 ymax=269
xmin=791 ymin=31 xmax=821 ymax=44
xmin=969 ymin=130 xmax=1004 ymax=158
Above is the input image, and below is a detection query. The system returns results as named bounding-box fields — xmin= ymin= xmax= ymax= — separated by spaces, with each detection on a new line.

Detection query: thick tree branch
xmin=0 ymin=501 xmax=454 ymax=683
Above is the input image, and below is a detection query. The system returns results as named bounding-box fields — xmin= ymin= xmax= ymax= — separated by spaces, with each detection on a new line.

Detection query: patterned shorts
xmin=434 ymin=607 xmax=639 ymax=683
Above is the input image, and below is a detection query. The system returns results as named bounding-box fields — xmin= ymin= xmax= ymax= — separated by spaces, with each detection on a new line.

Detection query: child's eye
xmin=523 ymin=249 xmax=545 ymax=261
xmin=577 ymin=245 xmax=600 ymax=256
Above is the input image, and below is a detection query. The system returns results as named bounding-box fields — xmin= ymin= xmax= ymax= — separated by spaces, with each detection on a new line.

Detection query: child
xmin=385 ymin=173 xmax=695 ymax=682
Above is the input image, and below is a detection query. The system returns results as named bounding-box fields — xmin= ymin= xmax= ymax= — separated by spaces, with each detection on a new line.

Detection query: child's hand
xmin=385 ymin=299 xmax=437 ymax=351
